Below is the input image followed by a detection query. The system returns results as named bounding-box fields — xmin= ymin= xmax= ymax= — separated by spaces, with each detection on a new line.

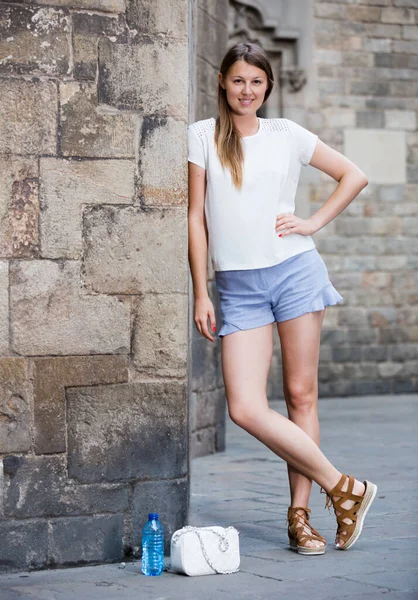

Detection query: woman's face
xmin=219 ymin=60 xmax=269 ymax=116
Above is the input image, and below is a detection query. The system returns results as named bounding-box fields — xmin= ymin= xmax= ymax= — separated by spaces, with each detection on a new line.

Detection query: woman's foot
xmin=322 ymin=473 xmax=377 ymax=550
xmin=287 ymin=507 xmax=326 ymax=555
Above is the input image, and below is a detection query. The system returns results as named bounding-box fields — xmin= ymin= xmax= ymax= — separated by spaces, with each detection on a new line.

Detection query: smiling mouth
xmin=239 ymin=99 xmax=253 ymax=104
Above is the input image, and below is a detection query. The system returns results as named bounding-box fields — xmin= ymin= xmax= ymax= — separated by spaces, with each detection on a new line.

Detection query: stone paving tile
xmin=0 ymin=395 xmax=417 ymax=599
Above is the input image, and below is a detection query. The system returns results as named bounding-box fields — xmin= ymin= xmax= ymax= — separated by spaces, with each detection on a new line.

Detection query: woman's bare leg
xmin=278 ymin=310 xmax=325 ymax=549
xmin=221 ymin=323 xmax=365 ymax=547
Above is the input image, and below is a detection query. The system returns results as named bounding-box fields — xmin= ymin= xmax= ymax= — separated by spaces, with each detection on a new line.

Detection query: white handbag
xmin=169 ymin=525 xmax=240 ymax=576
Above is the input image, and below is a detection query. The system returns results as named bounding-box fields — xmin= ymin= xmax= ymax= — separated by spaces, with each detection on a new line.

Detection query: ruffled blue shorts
xmin=215 ymin=249 xmax=343 ymax=338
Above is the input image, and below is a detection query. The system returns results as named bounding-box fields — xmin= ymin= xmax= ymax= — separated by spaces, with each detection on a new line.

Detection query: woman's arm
xmin=308 ymin=140 xmax=368 ymax=232
xmin=276 ymin=140 xmax=368 ymax=237
xmin=188 ymin=161 xmax=217 ymax=341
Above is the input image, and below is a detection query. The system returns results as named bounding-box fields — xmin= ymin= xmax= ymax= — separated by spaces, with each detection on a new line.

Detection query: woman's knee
xmin=284 ymin=380 xmax=318 ymax=413
xmin=227 ymin=400 xmax=266 ymax=430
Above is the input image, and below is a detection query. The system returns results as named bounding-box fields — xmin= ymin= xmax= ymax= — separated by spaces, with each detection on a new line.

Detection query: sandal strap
xmin=321 ymin=474 xmax=365 ymax=544
xmin=287 ymin=507 xmax=326 ymax=545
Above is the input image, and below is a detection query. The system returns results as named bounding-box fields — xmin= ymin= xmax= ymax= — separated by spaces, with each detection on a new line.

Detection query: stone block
xmin=190 ymin=388 xmax=226 ymax=432
xmin=403 ymin=25 xmax=418 ymax=39
xmin=2 ymin=455 xmax=129 ymax=518
xmin=132 ymin=478 xmax=187 ymax=555
xmin=49 ymin=515 xmax=124 ymax=565
xmin=402 ymin=217 xmax=418 ymax=235
xmin=0 ymin=5 xmax=70 ymax=76
xmin=362 ymin=346 xmax=388 ymax=361
xmin=126 ymin=0 xmax=188 ymax=39
xmin=32 ymin=355 xmax=129 ymax=454
xmin=323 ymin=109 xmax=356 ymax=128
xmin=0 ymin=157 xmax=39 ymax=259
xmin=342 ymin=52 xmax=374 ymax=67
xmin=10 ymin=260 xmax=131 ymax=356
xmin=191 ymin=427 xmax=217 ymax=458
xmin=67 ymin=381 xmax=187 ymax=482
xmin=0 ymin=358 xmax=30 ymax=453
xmin=345 ymin=6 xmax=382 ymax=21
xmin=391 ymin=343 xmax=418 ymax=361
xmin=350 ymin=81 xmax=390 ymax=96
xmin=393 ymin=40 xmax=418 ymax=53
xmin=198 ymin=0 xmax=228 ymax=24
xmin=0 ymin=78 xmax=57 ymax=156
xmin=132 ymin=293 xmax=187 ymax=377
xmin=385 ymin=110 xmax=417 ymax=130
xmin=139 ymin=117 xmax=187 ymax=206
xmin=381 ymin=7 xmax=415 ymax=24
xmin=0 ymin=262 xmax=8 ymax=354
xmin=363 ymin=38 xmax=392 ymax=52
xmin=39 ymin=157 xmax=134 ymax=259
xmin=82 ymin=205 xmax=188 ymax=294
xmin=338 ymin=307 xmax=368 ymax=327
xmin=376 ymin=256 xmax=407 ymax=270
xmin=192 ymin=334 xmax=223 ymax=393
xmin=332 ymin=346 xmax=363 ymax=362
xmin=0 ymin=519 xmax=47 ymax=572
xmin=72 ymin=12 xmax=128 ymax=80
xmin=344 ymin=129 xmax=406 ymax=184
xmin=60 ymin=81 xmax=138 ymax=158
xmin=378 ymin=362 xmax=403 ymax=378
xmin=356 ymin=111 xmax=384 ymax=128
xmin=98 ymin=38 xmax=188 ymax=117
xmin=374 ymin=52 xmax=410 ymax=67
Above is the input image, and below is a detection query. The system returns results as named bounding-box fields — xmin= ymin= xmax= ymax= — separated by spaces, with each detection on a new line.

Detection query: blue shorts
xmin=215 ymin=249 xmax=343 ymax=338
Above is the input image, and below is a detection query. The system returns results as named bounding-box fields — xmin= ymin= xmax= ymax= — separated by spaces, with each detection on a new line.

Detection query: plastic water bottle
xmin=141 ymin=513 xmax=164 ymax=576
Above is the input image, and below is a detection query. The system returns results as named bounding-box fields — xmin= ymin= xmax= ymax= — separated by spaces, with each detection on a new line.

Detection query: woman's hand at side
xmin=194 ymin=296 xmax=217 ymax=343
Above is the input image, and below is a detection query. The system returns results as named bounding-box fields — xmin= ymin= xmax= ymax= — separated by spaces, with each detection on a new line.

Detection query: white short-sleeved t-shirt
xmin=187 ymin=117 xmax=319 ymax=272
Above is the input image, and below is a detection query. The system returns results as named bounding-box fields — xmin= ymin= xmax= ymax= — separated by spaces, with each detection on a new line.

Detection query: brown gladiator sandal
xmin=287 ymin=507 xmax=326 ymax=556
xmin=321 ymin=473 xmax=377 ymax=551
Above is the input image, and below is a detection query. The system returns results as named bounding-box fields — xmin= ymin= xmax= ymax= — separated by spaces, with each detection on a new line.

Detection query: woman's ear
xmin=218 ymin=72 xmax=225 ymax=89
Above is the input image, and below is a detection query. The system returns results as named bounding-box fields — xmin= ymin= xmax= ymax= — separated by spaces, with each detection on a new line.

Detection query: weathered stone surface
xmin=132 ymin=478 xmax=187 ymax=555
xmin=67 ymin=381 xmax=187 ymax=482
xmin=381 ymin=6 xmax=416 ymax=24
xmin=2 ymin=455 xmax=129 ymax=518
xmin=190 ymin=388 xmax=226 ymax=432
xmin=40 ymin=157 xmax=135 ymax=259
xmin=0 ymin=157 xmax=39 ymax=259
xmin=0 ymin=519 xmax=47 ymax=572
xmin=196 ymin=5 xmax=228 ymax=68
xmin=2 ymin=1 xmax=125 ymax=10
xmin=32 ymin=355 xmax=129 ymax=454
xmin=0 ymin=358 xmax=30 ymax=453
xmin=126 ymin=0 xmax=188 ymax=39
xmin=10 ymin=260 xmax=131 ymax=356
xmin=72 ymin=12 xmax=127 ymax=80
xmin=0 ymin=78 xmax=57 ymax=156
xmin=356 ymin=111 xmax=384 ymax=128
xmin=385 ymin=110 xmax=417 ymax=130
xmin=82 ymin=205 xmax=188 ymax=294
xmin=139 ymin=117 xmax=187 ymax=206
xmin=49 ymin=515 xmax=124 ymax=565
xmin=0 ymin=262 xmax=8 ymax=354
xmin=60 ymin=81 xmax=138 ymax=158
xmin=132 ymin=293 xmax=187 ymax=377
xmin=0 ymin=5 xmax=70 ymax=76
xmin=98 ymin=37 xmax=188 ymax=117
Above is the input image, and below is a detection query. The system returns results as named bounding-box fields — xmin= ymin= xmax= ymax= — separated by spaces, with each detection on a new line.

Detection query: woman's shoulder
xmin=259 ymin=117 xmax=291 ymax=133
xmin=188 ymin=117 xmax=216 ymax=137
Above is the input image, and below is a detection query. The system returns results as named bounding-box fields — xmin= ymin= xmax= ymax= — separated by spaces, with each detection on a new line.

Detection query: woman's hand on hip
xmin=194 ymin=296 xmax=217 ymax=342
xmin=275 ymin=213 xmax=317 ymax=237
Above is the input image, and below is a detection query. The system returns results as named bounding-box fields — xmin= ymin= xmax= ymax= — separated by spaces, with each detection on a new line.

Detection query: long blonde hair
xmin=215 ymin=43 xmax=274 ymax=190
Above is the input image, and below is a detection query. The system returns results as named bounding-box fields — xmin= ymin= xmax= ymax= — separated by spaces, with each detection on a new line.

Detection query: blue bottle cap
xmin=148 ymin=513 xmax=159 ymax=520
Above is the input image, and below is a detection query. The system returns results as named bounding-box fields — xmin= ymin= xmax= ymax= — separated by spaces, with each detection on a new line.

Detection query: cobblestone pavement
xmin=0 ymin=395 xmax=417 ymax=599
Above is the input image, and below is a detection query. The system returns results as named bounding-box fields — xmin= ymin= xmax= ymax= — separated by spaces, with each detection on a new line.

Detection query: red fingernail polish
xmin=278 ymin=234 xmax=282 ymax=237
xmin=212 ymin=326 xmax=216 ymax=332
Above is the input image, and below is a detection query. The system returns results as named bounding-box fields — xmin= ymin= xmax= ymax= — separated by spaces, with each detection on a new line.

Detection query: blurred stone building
xmin=0 ymin=0 xmax=417 ymax=572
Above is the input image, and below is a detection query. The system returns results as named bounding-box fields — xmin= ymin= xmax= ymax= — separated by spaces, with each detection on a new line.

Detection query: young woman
xmin=187 ymin=42 xmax=377 ymax=555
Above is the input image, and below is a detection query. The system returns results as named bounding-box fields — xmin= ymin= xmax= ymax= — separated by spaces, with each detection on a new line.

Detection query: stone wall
xmin=310 ymin=0 xmax=418 ymax=395
xmin=189 ymin=0 xmax=229 ymax=458
xmin=0 ymin=0 xmax=189 ymax=571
